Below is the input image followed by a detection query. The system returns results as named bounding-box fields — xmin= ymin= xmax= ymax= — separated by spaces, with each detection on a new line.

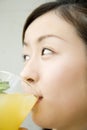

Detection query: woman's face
xmin=21 ymin=11 xmax=87 ymax=129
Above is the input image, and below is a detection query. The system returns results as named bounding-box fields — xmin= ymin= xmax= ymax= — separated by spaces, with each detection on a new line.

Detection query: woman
xmin=21 ymin=0 xmax=87 ymax=130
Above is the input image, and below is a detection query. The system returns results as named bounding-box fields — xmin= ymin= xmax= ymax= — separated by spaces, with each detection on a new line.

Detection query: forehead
xmin=24 ymin=10 xmax=78 ymax=44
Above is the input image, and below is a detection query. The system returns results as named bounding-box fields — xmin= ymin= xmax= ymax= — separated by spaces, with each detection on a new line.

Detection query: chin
xmin=31 ymin=107 xmax=45 ymax=127
xmin=32 ymin=114 xmax=52 ymax=129
xmin=31 ymin=98 xmax=56 ymax=128
xmin=31 ymin=109 xmax=54 ymax=129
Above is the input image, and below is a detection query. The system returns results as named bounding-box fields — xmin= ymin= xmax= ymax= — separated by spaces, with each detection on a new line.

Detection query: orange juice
xmin=0 ymin=94 xmax=37 ymax=130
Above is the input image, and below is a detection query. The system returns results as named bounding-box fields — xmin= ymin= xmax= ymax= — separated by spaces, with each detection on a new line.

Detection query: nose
xmin=20 ymin=62 xmax=39 ymax=85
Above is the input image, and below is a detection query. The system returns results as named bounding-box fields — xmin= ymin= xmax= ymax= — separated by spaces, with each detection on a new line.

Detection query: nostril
xmin=27 ymin=78 xmax=34 ymax=83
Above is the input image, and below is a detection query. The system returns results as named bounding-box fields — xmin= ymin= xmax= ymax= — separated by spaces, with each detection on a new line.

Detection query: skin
xmin=19 ymin=128 xmax=28 ymax=130
xmin=21 ymin=11 xmax=87 ymax=130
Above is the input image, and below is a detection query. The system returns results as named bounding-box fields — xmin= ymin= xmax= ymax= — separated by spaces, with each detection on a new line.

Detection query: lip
xmin=33 ymin=88 xmax=43 ymax=100
xmin=36 ymin=96 xmax=43 ymax=104
xmin=32 ymin=96 xmax=43 ymax=111
xmin=39 ymin=96 xmax=43 ymax=100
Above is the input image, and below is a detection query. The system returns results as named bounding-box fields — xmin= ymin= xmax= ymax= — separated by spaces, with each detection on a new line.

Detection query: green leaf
xmin=0 ymin=81 xmax=10 ymax=93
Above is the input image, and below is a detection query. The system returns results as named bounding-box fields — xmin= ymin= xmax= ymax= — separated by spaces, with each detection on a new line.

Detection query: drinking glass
xmin=0 ymin=71 xmax=38 ymax=130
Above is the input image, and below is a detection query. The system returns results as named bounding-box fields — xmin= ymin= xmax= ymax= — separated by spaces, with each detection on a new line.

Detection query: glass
xmin=0 ymin=71 xmax=38 ymax=130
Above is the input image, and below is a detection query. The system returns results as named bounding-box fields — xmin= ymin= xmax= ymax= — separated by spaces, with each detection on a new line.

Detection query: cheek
xmin=38 ymin=59 xmax=86 ymax=126
xmin=33 ymin=54 xmax=86 ymax=128
xmin=41 ymin=57 xmax=86 ymax=105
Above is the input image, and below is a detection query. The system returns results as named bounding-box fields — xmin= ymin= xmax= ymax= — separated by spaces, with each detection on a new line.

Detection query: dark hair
xmin=22 ymin=0 xmax=87 ymax=47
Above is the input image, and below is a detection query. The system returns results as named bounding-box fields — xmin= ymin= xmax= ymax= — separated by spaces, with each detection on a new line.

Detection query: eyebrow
xmin=38 ymin=34 xmax=65 ymax=42
xmin=23 ymin=34 xmax=65 ymax=46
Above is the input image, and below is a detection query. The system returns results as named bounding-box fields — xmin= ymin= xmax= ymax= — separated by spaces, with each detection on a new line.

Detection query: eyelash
xmin=23 ymin=48 xmax=53 ymax=61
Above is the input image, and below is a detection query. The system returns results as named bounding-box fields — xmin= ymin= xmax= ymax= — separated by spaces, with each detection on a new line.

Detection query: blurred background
xmin=0 ymin=0 xmax=54 ymax=130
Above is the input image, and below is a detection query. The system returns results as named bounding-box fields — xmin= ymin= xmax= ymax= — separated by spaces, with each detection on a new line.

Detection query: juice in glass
xmin=0 ymin=94 xmax=37 ymax=130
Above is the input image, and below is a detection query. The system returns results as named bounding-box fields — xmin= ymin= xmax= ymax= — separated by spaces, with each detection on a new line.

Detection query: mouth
xmin=39 ymin=96 xmax=43 ymax=100
xmin=34 ymin=88 xmax=43 ymax=101
xmin=36 ymin=95 xmax=43 ymax=104
xmin=32 ymin=95 xmax=43 ymax=111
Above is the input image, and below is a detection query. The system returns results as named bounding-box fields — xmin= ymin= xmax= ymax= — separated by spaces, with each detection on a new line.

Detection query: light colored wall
xmin=0 ymin=0 xmax=54 ymax=74
xmin=0 ymin=0 xmax=54 ymax=129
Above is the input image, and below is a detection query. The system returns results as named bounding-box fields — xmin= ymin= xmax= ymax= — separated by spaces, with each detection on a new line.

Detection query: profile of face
xmin=21 ymin=11 xmax=87 ymax=130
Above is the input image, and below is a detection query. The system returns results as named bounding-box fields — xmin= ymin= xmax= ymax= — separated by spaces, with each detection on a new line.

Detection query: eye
xmin=42 ymin=48 xmax=53 ymax=56
xmin=23 ymin=55 xmax=30 ymax=62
